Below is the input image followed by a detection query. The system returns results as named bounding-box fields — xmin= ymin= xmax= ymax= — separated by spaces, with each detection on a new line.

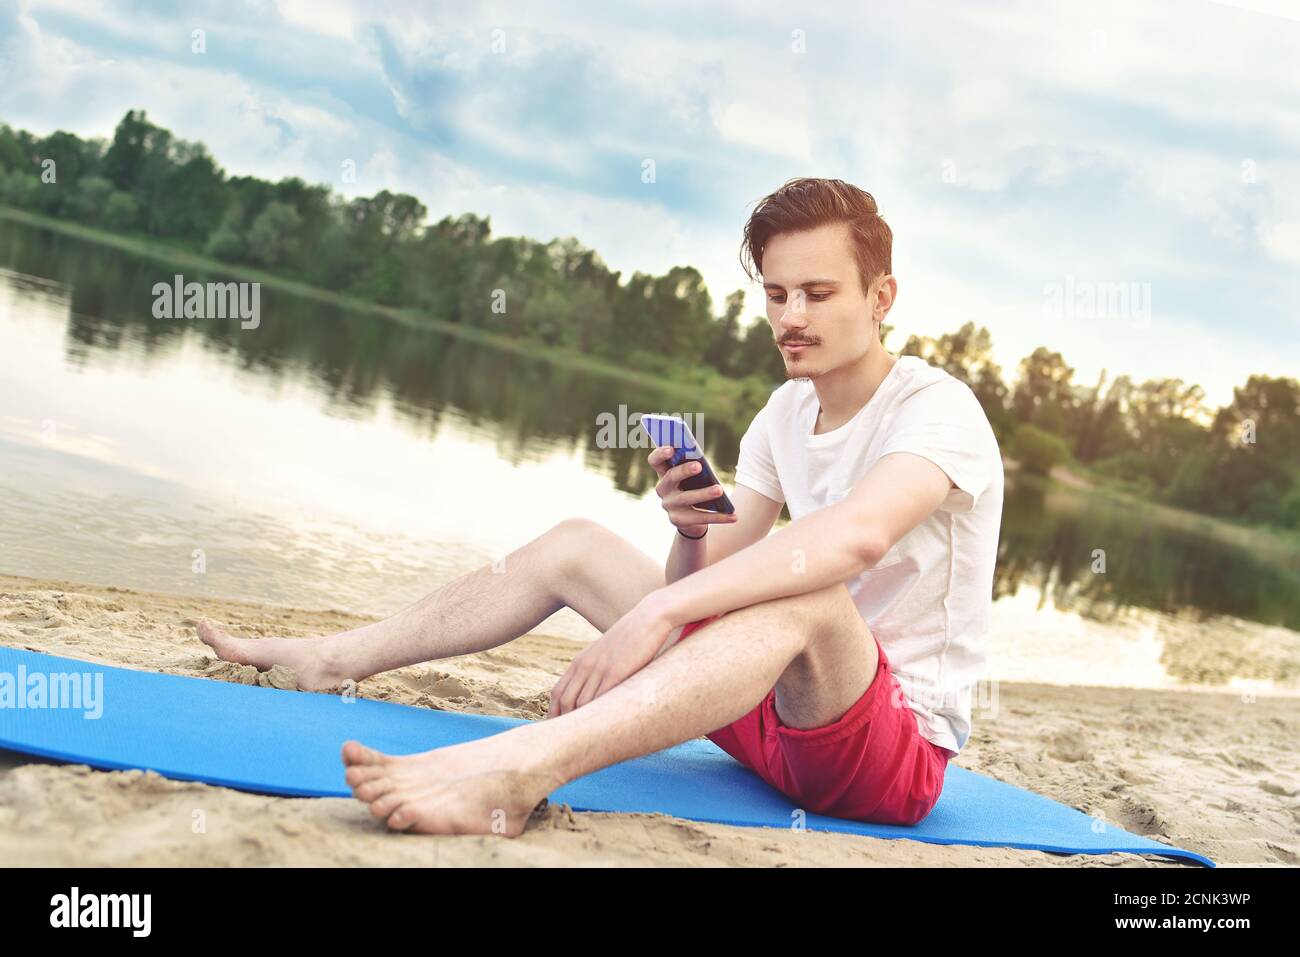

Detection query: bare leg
xmin=197 ymin=519 xmax=665 ymax=689
xmin=344 ymin=582 xmax=877 ymax=834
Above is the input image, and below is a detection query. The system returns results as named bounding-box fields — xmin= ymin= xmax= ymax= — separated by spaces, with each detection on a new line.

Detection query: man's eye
xmin=770 ymin=292 xmax=830 ymax=303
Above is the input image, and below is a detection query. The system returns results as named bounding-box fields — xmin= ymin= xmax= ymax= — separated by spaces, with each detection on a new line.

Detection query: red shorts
xmin=677 ymin=613 xmax=954 ymax=826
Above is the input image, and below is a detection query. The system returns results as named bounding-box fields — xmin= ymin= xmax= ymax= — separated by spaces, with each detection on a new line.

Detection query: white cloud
xmin=273 ymin=0 xmax=359 ymax=41
xmin=1 ymin=0 xmax=1295 ymax=406
xmin=1257 ymin=219 xmax=1300 ymax=267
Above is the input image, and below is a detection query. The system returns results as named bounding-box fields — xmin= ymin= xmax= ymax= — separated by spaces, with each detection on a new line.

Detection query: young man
xmin=199 ymin=177 xmax=1003 ymax=835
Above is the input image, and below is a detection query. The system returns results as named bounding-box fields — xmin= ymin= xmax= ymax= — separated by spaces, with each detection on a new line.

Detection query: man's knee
xmin=781 ymin=583 xmax=865 ymax=651
xmin=546 ymin=517 xmax=619 ymax=551
xmin=540 ymin=518 xmax=623 ymax=576
xmin=547 ymin=516 xmax=605 ymax=542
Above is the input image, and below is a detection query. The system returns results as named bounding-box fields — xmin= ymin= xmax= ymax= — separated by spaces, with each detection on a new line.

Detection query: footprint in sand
xmin=1257 ymin=780 xmax=1297 ymax=797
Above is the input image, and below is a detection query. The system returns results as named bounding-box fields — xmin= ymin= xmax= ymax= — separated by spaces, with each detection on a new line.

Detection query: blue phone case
xmin=639 ymin=415 xmax=736 ymax=515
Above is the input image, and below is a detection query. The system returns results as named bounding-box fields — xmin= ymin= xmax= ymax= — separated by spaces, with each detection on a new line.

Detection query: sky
xmin=1 ymin=0 xmax=1296 ymax=407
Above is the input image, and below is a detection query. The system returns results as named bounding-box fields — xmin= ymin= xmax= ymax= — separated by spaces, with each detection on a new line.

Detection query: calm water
xmin=2 ymin=218 xmax=1297 ymax=695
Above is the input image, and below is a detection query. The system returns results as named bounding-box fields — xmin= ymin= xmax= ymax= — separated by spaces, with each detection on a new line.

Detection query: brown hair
xmin=740 ymin=177 xmax=892 ymax=295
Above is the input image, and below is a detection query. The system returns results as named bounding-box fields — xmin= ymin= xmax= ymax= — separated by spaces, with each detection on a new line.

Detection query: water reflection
xmin=0 ymin=221 xmax=744 ymax=494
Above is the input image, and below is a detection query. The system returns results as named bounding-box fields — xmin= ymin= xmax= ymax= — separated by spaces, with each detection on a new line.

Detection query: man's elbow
xmin=853 ymin=529 xmax=891 ymax=569
xmin=829 ymin=501 xmax=890 ymax=568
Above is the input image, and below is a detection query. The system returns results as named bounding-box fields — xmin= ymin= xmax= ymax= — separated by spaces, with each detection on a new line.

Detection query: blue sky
xmin=1 ymin=0 xmax=1297 ymax=406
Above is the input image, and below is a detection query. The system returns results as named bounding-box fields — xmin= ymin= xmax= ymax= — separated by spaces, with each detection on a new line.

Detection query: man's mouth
xmin=783 ymin=341 xmax=816 ymax=352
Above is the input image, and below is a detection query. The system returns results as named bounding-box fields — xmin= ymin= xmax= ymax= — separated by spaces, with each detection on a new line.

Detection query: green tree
xmin=102 ymin=109 xmax=171 ymax=195
xmin=734 ymin=316 xmax=786 ymax=384
xmin=154 ymin=140 xmax=226 ymax=240
xmin=0 ymin=123 xmax=32 ymax=173
xmin=65 ymin=175 xmax=114 ymax=223
xmin=704 ymin=290 xmax=745 ymax=375
xmin=1124 ymin=378 xmax=1208 ymax=486
xmin=0 ymin=168 xmax=42 ymax=208
xmin=1071 ymin=371 xmax=1133 ymax=463
xmin=35 ymin=130 xmax=102 ymax=213
xmin=1010 ymin=424 xmax=1072 ymax=476
xmin=247 ymin=201 xmax=303 ymax=266
xmin=1168 ymin=375 xmax=1300 ymax=517
xmin=1013 ymin=347 xmax=1075 ymax=434
xmin=102 ymin=191 xmax=140 ymax=231
xmin=902 ymin=321 xmax=1012 ymax=439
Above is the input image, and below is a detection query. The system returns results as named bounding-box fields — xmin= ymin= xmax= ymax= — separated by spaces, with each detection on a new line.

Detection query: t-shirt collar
xmin=804 ymin=356 xmax=911 ymax=447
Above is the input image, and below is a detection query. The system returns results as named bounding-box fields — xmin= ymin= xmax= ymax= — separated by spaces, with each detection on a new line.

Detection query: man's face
xmin=760 ymin=221 xmax=891 ymax=379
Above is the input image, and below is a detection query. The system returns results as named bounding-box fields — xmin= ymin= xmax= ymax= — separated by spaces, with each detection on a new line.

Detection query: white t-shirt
xmin=733 ymin=354 xmax=1004 ymax=755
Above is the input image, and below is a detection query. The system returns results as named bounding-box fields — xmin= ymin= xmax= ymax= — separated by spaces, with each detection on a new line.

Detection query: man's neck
xmin=810 ymin=345 xmax=898 ymax=435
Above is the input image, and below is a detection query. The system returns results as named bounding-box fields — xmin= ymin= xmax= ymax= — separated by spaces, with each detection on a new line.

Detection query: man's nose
xmin=779 ymin=308 xmax=809 ymax=334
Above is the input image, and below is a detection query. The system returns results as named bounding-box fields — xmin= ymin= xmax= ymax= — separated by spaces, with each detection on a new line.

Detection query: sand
xmin=1 ymin=573 xmax=1295 ymax=867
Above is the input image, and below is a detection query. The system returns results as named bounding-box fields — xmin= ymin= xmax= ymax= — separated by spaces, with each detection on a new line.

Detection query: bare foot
xmin=342 ymin=735 xmax=563 ymax=836
xmin=196 ymin=619 xmax=349 ymax=691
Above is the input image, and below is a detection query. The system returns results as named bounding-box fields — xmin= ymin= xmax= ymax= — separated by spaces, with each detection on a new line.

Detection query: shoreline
xmin=0 ymin=206 xmax=768 ymax=423
xmin=1 ymin=572 xmax=1296 ymax=867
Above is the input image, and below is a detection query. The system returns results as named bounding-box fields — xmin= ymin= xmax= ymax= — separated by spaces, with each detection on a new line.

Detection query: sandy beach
xmin=0 ymin=572 xmax=1295 ymax=867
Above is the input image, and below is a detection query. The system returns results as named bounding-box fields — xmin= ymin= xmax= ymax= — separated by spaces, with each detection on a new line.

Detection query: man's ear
xmin=874 ymin=274 xmax=898 ymax=323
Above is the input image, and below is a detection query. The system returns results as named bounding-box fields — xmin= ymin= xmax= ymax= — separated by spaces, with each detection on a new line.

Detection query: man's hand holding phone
xmin=547 ymin=423 xmax=738 ymax=717
xmin=649 ymin=445 xmax=739 ymax=538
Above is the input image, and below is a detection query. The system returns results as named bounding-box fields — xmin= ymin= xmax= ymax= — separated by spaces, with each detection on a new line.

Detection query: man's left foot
xmin=342 ymin=734 xmax=563 ymax=836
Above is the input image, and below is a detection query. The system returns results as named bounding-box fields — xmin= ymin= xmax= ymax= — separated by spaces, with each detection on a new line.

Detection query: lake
xmin=2 ymin=217 xmax=1297 ymax=697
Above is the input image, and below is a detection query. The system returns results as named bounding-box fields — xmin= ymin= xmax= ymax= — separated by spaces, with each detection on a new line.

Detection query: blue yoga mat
xmin=0 ymin=647 xmax=1213 ymax=866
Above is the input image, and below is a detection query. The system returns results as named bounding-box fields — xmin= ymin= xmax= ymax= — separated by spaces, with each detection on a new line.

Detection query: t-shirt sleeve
xmin=733 ymin=397 xmax=785 ymax=504
xmin=876 ymin=379 xmax=999 ymax=513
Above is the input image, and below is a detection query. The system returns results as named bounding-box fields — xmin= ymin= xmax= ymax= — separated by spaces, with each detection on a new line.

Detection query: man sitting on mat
xmin=199 ymin=177 xmax=1004 ymax=835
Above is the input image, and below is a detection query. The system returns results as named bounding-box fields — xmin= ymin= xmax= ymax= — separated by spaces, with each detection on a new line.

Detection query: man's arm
xmin=665 ymin=484 xmax=783 ymax=585
xmin=646 ymin=452 xmax=955 ymax=627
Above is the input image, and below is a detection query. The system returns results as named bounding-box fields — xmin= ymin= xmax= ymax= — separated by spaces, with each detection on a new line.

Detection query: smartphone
xmin=638 ymin=414 xmax=736 ymax=515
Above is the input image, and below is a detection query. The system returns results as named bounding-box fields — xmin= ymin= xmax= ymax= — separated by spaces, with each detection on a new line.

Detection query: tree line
xmin=1 ymin=110 xmax=1297 ymax=528
xmin=898 ymin=323 xmax=1300 ymax=528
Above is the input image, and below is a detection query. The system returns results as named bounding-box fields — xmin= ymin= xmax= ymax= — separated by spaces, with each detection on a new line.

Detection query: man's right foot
xmin=196 ymin=620 xmax=350 ymax=691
